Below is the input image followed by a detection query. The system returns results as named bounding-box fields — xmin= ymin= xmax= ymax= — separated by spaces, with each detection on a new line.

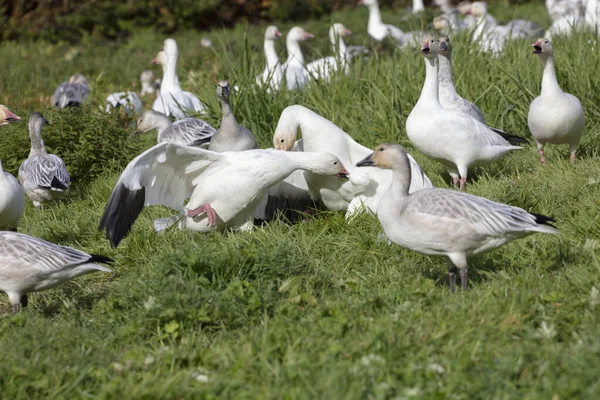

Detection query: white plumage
xmin=305 ymin=23 xmax=353 ymax=82
xmin=105 ymin=92 xmax=143 ymax=116
xmin=256 ymin=26 xmax=283 ymax=91
xmin=283 ymin=27 xmax=314 ymax=90
xmin=0 ymin=106 xmax=25 ymax=230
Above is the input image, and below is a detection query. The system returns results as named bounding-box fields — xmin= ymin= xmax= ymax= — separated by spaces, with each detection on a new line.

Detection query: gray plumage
xmin=0 ymin=231 xmax=113 ymax=313
xmin=137 ymin=110 xmax=215 ymax=147
xmin=208 ymin=80 xmax=258 ymax=152
xmin=18 ymin=113 xmax=70 ymax=208
xmin=52 ymin=73 xmax=90 ymax=108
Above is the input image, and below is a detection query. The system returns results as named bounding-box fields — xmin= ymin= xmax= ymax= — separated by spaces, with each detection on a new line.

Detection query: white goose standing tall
xmin=257 ymin=26 xmax=283 ymax=91
xmin=283 ymin=27 xmax=314 ymax=90
xmin=305 ymin=23 xmax=353 ymax=82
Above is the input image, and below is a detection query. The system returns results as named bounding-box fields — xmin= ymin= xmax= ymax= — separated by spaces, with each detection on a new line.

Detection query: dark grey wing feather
xmin=166 ymin=118 xmax=216 ymax=147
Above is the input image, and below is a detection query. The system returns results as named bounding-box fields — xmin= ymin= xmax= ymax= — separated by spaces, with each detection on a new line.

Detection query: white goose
xmin=105 ymin=92 xmax=143 ymax=116
xmin=0 ymin=231 xmax=113 ymax=313
xmin=140 ymin=70 xmax=160 ymax=96
xmin=0 ymin=106 xmax=25 ymax=231
xmin=256 ymin=26 xmax=283 ymax=91
xmin=546 ymin=0 xmax=584 ymax=21
xmin=272 ymin=105 xmax=433 ymax=218
xmin=356 ymin=143 xmax=558 ymax=292
xmin=99 ymin=142 xmax=350 ymax=247
xmin=136 ymin=110 xmax=215 ymax=147
xmin=528 ymin=39 xmax=585 ymax=164
xmin=152 ymin=38 xmax=205 ymax=119
xmin=18 ymin=113 xmax=71 ymax=208
xmin=305 ymin=23 xmax=353 ymax=82
xmin=358 ymin=0 xmax=422 ymax=48
xmin=406 ymin=39 xmax=521 ymax=190
xmin=283 ymin=27 xmax=314 ymax=90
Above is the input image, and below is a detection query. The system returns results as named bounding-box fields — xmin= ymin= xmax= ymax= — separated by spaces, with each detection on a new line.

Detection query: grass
xmin=1 ymin=1 xmax=600 ymax=398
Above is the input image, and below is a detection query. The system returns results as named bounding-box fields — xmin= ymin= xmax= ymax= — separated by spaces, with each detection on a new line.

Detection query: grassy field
xmin=1 ymin=1 xmax=600 ymax=398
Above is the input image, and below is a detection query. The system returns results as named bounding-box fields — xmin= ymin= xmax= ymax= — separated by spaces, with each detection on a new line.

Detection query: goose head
xmin=151 ymin=50 xmax=166 ymax=65
xmin=287 ymin=27 xmax=314 ymax=44
xmin=136 ymin=110 xmax=168 ymax=135
xmin=457 ymin=1 xmax=472 ymax=15
xmin=433 ymin=16 xmax=450 ymax=31
xmin=355 ymin=143 xmax=406 ymax=170
xmin=69 ymin=73 xmax=89 ymax=87
xmin=265 ymin=26 xmax=282 ymax=41
xmin=29 ymin=112 xmax=48 ymax=133
xmin=313 ymin=153 xmax=350 ymax=178
xmin=0 ymin=105 xmax=21 ymax=126
xmin=532 ymin=38 xmax=552 ymax=57
xmin=357 ymin=0 xmax=378 ymax=6
xmin=216 ymin=80 xmax=231 ymax=101
xmin=272 ymin=120 xmax=297 ymax=151
xmin=163 ymin=39 xmax=178 ymax=58
xmin=467 ymin=1 xmax=487 ymax=16
xmin=330 ymin=23 xmax=352 ymax=39
xmin=438 ymin=36 xmax=452 ymax=56
xmin=421 ymin=37 xmax=439 ymax=58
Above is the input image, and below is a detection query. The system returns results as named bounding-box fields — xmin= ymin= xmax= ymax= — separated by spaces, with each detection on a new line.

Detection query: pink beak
xmin=344 ymin=29 xmax=353 ymax=36
xmin=274 ymin=30 xmax=282 ymax=38
xmin=151 ymin=57 xmax=159 ymax=65
xmin=4 ymin=109 xmax=21 ymax=122
xmin=337 ymin=166 xmax=350 ymax=178
xmin=421 ymin=40 xmax=430 ymax=54
xmin=303 ymin=32 xmax=314 ymax=40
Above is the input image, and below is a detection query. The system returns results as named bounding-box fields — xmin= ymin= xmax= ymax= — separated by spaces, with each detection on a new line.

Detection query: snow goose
xmin=0 ymin=231 xmax=113 ymax=313
xmin=52 ymin=73 xmax=90 ymax=108
xmin=283 ymin=27 xmax=314 ymax=90
xmin=152 ymin=39 xmax=205 ymax=119
xmin=141 ymin=70 xmax=160 ymax=96
xmin=413 ymin=0 xmax=425 ymax=13
xmin=137 ymin=110 xmax=215 ymax=147
xmin=105 ymin=92 xmax=143 ymax=116
xmin=437 ymin=36 xmax=529 ymax=145
xmin=305 ymin=23 xmax=353 ymax=82
xmin=209 ymin=80 xmax=257 ymax=152
xmin=256 ymin=26 xmax=283 ymax=91
xmin=356 ymin=143 xmax=558 ymax=292
xmin=98 ymin=142 xmax=350 ymax=247
xmin=273 ymin=105 xmax=433 ymax=218
xmin=528 ymin=39 xmax=585 ymax=164
xmin=18 ymin=113 xmax=71 ymax=208
xmin=358 ymin=0 xmax=422 ymax=48
xmin=406 ymin=39 xmax=521 ymax=190
xmin=0 ymin=106 xmax=25 ymax=230
xmin=546 ymin=0 xmax=585 ymax=21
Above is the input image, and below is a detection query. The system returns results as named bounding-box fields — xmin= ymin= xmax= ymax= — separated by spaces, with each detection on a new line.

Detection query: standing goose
xmin=273 ymin=105 xmax=433 ymax=218
xmin=209 ymin=81 xmax=257 ymax=152
xmin=283 ymin=27 xmax=314 ymax=90
xmin=358 ymin=0 xmax=422 ymax=48
xmin=137 ymin=110 xmax=216 ymax=148
xmin=356 ymin=143 xmax=558 ymax=292
xmin=52 ymin=73 xmax=90 ymax=108
xmin=0 ymin=231 xmax=113 ymax=313
xmin=305 ymin=23 xmax=353 ymax=82
xmin=406 ymin=39 xmax=521 ymax=190
xmin=0 ymin=106 xmax=25 ymax=231
xmin=98 ymin=142 xmax=350 ymax=247
xmin=152 ymin=39 xmax=205 ymax=119
xmin=257 ymin=26 xmax=283 ymax=91
xmin=18 ymin=113 xmax=71 ymax=208
xmin=528 ymin=39 xmax=585 ymax=164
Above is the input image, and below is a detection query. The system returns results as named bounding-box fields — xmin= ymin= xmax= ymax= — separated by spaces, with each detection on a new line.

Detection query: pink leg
xmin=570 ymin=152 xmax=576 ymax=163
xmin=539 ymin=149 xmax=546 ymax=164
xmin=187 ymin=204 xmax=218 ymax=226
xmin=452 ymin=176 xmax=460 ymax=187
xmin=459 ymin=177 xmax=467 ymax=191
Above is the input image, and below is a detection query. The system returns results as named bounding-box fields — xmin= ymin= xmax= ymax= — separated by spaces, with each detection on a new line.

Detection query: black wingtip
xmin=99 ymin=182 xmax=146 ymax=248
xmin=49 ymin=176 xmax=69 ymax=191
xmin=491 ymin=128 xmax=530 ymax=145
xmin=89 ymin=254 xmax=115 ymax=265
xmin=531 ymin=213 xmax=557 ymax=228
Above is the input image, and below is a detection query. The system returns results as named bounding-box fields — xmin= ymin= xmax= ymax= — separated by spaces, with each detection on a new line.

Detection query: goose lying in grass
xmin=273 ymin=105 xmax=433 ymax=218
xmin=0 ymin=106 xmax=25 ymax=230
xmin=356 ymin=143 xmax=558 ymax=292
xmin=283 ymin=27 xmax=314 ymax=90
xmin=437 ymin=36 xmax=528 ymax=145
xmin=52 ymin=73 xmax=90 ymax=108
xmin=18 ymin=113 xmax=70 ymax=208
xmin=528 ymin=39 xmax=585 ymax=164
xmin=99 ymin=142 xmax=349 ymax=247
xmin=257 ymin=26 xmax=283 ymax=91
xmin=358 ymin=0 xmax=422 ymax=48
xmin=136 ymin=110 xmax=215 ymax=147
xmin=406 ymin=39 xmax=521 ymax=190
xmin=152 ymin=38 xmax=205 ymax=119
xmin=209 ymin=80 xmax=257 ymax=152
xmin=140 ymin=70 xmax=160 ymax=96
xmin=105 ymin=92 xmax=143 ymax=116
xmin=305 ymin=23 xmax=352 ymax=82
xmin=0 ymin=231 xmax=113 ymax=313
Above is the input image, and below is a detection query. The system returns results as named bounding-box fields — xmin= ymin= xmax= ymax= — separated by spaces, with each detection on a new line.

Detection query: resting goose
xmin=546 ymin=0 xmax=585 ymax=21
xmin=0 ymin=231 xmax=113 ymax=313
xmin=257 ymin=26 xmax=283 ymax=91
xmin=358 ymin=0 xmax=422 ymax=48
xmin=528 ymin=39 xmax=585 ymax=164
xmin=406 ymin=39 xmax=521 ymax=190
xmin=137 ymin=110 xmax=215 ymax=147
xmin=140 ymin=70 xmax=160 ymax=96
xmin=18 ymin=113 xmax=71 ymax=208
xmin=52 ymin=73 xmax=90 ymax=108
xmin=152 ymin=39 xmax=205 ymax=119
xmin=305 ymin=23 xmax=352 ymax=82
xmin=98 ymin=142 xmax=350 ymax=247
xmin=356 ymin=143 xmax=558 ymax=292
xmin=209 ymin=80 xmax=257 ymax=152
xmin=283 ymin=27 xmax=314 ymax=90
xmin=273 ymin=105 xmax=433 ymax=218
xmin=0 ymin=106 xmax=25 ymax=230
xmin=105 ymin=92 xmax=143 ymax=116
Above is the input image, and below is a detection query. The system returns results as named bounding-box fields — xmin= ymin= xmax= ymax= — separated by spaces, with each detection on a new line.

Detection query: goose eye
xmin=334 ymin=161 xmax=338 ymax=165
xmin=280 ymin=138 xmax=285 ymax=143
xmin=544 ymin=40 xmax=549 ymax=43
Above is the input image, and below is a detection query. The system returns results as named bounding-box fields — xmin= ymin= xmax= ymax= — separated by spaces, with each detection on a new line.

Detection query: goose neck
xmin=437 ymin=54 xmax=456 ymax=94
xmin=286 ymin=40 xmax=304 ymax=65
xmin=540 ymin=55 xmax=562 ymax=96
xmin=330 ymin=32 xmax=347 ymax=60
xmin=388 ymin=153 xmax=411 ymax=200
xmin=264 ymin=40 xmax=280 ymax=69
xmin=417 ymin=56 xmax=440 ymax=107
xmin=367 ymin=3 xmax=383 ymax=27
xmin=155 ymin=117 xmax=174 ymax=140
xmin=161 ymin=54 xmax=180 ymax=88
xmin=28 ymin=125 xmax=47 ymax=157
xmin=285 ymin=151 xmax=328 ymax=175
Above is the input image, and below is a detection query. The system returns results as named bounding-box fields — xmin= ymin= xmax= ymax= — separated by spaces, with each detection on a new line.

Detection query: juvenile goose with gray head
xmin=357 ymin=143 xmax=558 ymax=292
xmin=137 ymin=110 xmax=216 ymax=147
xmin=52 ymin=73 xmax=90 ymax=108
xmin=18 ymin=113 xmax=71 ymax=208
xmin=209 ymin=81 xmax=257 ymax=152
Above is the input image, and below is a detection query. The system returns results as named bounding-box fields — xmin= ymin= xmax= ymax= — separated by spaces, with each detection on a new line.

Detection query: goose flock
xmin=0 ymin=0 xmax=593 ymax=312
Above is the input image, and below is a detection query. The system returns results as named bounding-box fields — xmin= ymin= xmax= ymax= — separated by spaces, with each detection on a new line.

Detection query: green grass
xmin=1 ymin=1 xmax=600 ymax=398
